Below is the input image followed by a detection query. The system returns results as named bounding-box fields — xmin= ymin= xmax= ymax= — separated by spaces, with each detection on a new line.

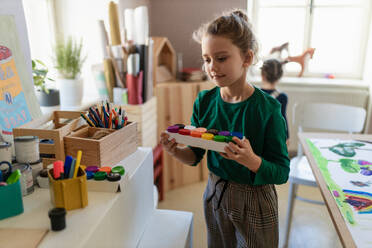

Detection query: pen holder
xmin=0 ymin=179 xmax=24 ymax=220
xmin=48 ymin=167 xmax=88 ymax=211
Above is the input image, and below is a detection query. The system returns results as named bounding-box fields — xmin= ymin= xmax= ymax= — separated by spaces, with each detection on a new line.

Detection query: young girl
xmin=261 ymin=59 xmax=289 ymax=145
xmin=160 ymin=9 xmax=289 ymax=248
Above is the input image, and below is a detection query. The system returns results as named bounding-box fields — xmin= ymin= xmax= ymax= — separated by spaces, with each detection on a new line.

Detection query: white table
xmin=0 ymin=148 xmax=193 ymax=247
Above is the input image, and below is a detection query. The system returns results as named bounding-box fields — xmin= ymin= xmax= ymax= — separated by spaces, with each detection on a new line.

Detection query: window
xmin=249 ymin=0 xmax=372 ymax=79
xmin=22 ymin=0 xmax=55 ymax=71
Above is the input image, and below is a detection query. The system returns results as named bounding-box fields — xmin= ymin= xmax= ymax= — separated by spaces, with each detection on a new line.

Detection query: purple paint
xmin=218 ymin=131 xmax=230 ymax=136
xmin=86 ymin=166 xmax=99 ymax=173
xmin=333 ymin=190 xmax=340 ymax=197
xmin=360 ymin=167 xmax=372 ymax=176
xmin=358 ymin=160 xmax=372 ymax=165
xmin=167 ymin=125 xmax=179 ymax=133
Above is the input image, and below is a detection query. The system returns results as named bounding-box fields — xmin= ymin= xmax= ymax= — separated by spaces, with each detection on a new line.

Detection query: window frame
xmin=248 ymin=0 xmax=372 ymax=80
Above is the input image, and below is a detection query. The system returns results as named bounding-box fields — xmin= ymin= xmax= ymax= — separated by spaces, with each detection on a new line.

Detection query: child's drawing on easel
xmin=307 ymin=138 xmax=372 ymax=247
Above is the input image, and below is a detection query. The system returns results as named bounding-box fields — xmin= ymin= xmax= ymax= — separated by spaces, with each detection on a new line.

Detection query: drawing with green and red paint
xmin=306 ymin=138 xmax=372 ymax=247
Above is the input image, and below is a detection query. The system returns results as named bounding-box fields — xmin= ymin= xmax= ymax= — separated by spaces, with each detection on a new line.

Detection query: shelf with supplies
xmin=121 ymin=96 xmax=157 ymax=148
xmin=155 ymin=80 xmax=214 ymax=191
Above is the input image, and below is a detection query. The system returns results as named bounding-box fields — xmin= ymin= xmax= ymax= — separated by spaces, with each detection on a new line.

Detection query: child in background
xmin=160 ymin=9 xmax=289 ymax=248
xmin=261 ymin=59 xmax=289 ymax=145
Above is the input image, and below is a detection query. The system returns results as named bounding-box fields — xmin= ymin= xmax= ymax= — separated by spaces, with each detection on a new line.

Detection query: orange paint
xmin=99 ymin=166 xmax=112 ymax=173
xmin=191 ymin=131 xmax=202 ymax=137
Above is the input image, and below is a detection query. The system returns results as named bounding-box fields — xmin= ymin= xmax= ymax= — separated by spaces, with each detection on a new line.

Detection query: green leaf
xmin=329 ymin=146 xmax=356 ymax=157
xmin=339 ymin=159 xmax=360 ymax=173
xmin=339 ymin=143 xmax=365 ymax=148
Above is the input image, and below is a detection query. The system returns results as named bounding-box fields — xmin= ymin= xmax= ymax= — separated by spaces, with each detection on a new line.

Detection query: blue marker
xmin=68 ymin=159 xmax=76 ymax=179
xmin=64 ymin=155 xmax=73 ymax=178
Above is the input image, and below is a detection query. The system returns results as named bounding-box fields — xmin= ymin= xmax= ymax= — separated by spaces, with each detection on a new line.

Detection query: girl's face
xmin=201 ymin=34 xmax=250 ymax=87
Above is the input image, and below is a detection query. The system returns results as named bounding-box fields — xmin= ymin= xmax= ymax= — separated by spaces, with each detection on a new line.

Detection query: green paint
xmin=329 ymin=146 xmax=355 ymax=157
xmin=342 ymin=142 xmax=365 ymax=147
xmin=328 ymin=142 xmax=365 ymax=157
xmin=307 ymin=139 xmax=356 ymax=225
xmin=346 ymin=211 xmax=355 ymax=225
xmin=339 ymin=159 xmax=360 ymax=173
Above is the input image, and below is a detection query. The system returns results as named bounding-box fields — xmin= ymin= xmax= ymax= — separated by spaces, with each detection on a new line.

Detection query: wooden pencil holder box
xmin=64 ymin=122 xmax=138 ymax=167
xmin=13 ymin=111 xmax=86 ymax=167
xmin=48 ymin=167 xmax=88 ymax=211
xmin=122 ymin=97 xmax=157 ymax=148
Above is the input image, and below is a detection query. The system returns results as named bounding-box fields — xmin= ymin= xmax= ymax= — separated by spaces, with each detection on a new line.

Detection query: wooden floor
xmin=158 ymin=180 xmax=343 ymax=248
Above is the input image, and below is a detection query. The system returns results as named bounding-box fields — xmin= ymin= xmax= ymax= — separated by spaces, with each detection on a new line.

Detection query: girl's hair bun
xmin=231 ymin=10 xmax=249 ymax=23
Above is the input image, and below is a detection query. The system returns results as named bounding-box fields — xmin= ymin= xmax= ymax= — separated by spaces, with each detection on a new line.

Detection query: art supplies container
xmin=13 ymin=110 xmax=87 ymax=167
xmin=0 ymin=179 xmax=24 ymax=220
xmin=64 ymin=122 xmax=138 ymax=167
xmin=48 ymin=167 xmax=88 ymax=210
xmin=0 ymin=141 xmax=12 ymax=164
xmin=13 ymin=163 xmax=34 ymax=196
xmin=30 ymin=159 xmax=43 ymax=185
xmin=48 ymin=208 xmax=66 ymax=231
xmin=37 ymin=168 xmax=49 ymax=188
xmin=14 ymin=136 xmax=40 ymax=163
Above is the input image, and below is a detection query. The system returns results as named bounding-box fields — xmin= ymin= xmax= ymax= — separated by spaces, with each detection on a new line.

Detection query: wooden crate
xmin=122 ymin=97 xmax=157 ymax=148
xmin=13 ymin=111 xmax=86 ymax=167
xmin=155 ymin=81 xmax=214 ymax=191
xmin=64 ymin=122 xmax=138 ymax=167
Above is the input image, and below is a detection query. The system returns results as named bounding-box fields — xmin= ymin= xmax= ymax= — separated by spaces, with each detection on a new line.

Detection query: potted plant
xmin=32 ymin=59 xmax=60 ymax=106
xmin=53 ymin=36 xmax=87 ymax=107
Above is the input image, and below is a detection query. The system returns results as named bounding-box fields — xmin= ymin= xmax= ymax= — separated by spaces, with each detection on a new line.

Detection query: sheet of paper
xmin=308 ymin=138 xmax=372 ymax=247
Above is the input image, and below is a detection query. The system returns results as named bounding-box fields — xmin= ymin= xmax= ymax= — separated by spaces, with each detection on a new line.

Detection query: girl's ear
xmin=243 ymin=50 xmax=254 ymax=67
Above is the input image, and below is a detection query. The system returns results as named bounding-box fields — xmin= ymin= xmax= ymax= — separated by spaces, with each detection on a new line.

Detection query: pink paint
xmin=333 ymin=190 xmax=340 ymax=197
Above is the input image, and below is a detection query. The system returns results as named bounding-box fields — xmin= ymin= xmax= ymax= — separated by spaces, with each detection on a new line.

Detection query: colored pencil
xmin=109 ymin=111 xmax=113 ymax=128
xmin=80 ymin=113 xmax=94 ymax=127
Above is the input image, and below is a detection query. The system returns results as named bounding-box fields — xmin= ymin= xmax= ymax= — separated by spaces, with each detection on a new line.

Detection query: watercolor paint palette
xmin=166 ymin=124 xmax=243 ymax=153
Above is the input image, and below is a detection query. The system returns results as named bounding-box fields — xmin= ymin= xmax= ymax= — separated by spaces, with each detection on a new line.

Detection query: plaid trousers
xmin=203 ymin=173 xmax=279 ymax=248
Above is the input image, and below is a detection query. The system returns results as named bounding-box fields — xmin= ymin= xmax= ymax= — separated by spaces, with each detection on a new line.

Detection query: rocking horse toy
xmin=269 ymin=42 xmax=315 ymax=77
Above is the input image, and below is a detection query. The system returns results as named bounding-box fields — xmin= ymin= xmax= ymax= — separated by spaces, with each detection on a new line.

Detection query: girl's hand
xmin=219 ymin=137 xmax=262 ymax=173
xmin=160 ymin=132 xmax=178 ymax=156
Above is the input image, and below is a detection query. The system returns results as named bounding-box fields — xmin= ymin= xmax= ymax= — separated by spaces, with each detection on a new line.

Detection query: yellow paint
xmin=0 ymin=56 xmax=22 ymax=101
xmin=202 ymin=133 xmax=214 ymax=140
